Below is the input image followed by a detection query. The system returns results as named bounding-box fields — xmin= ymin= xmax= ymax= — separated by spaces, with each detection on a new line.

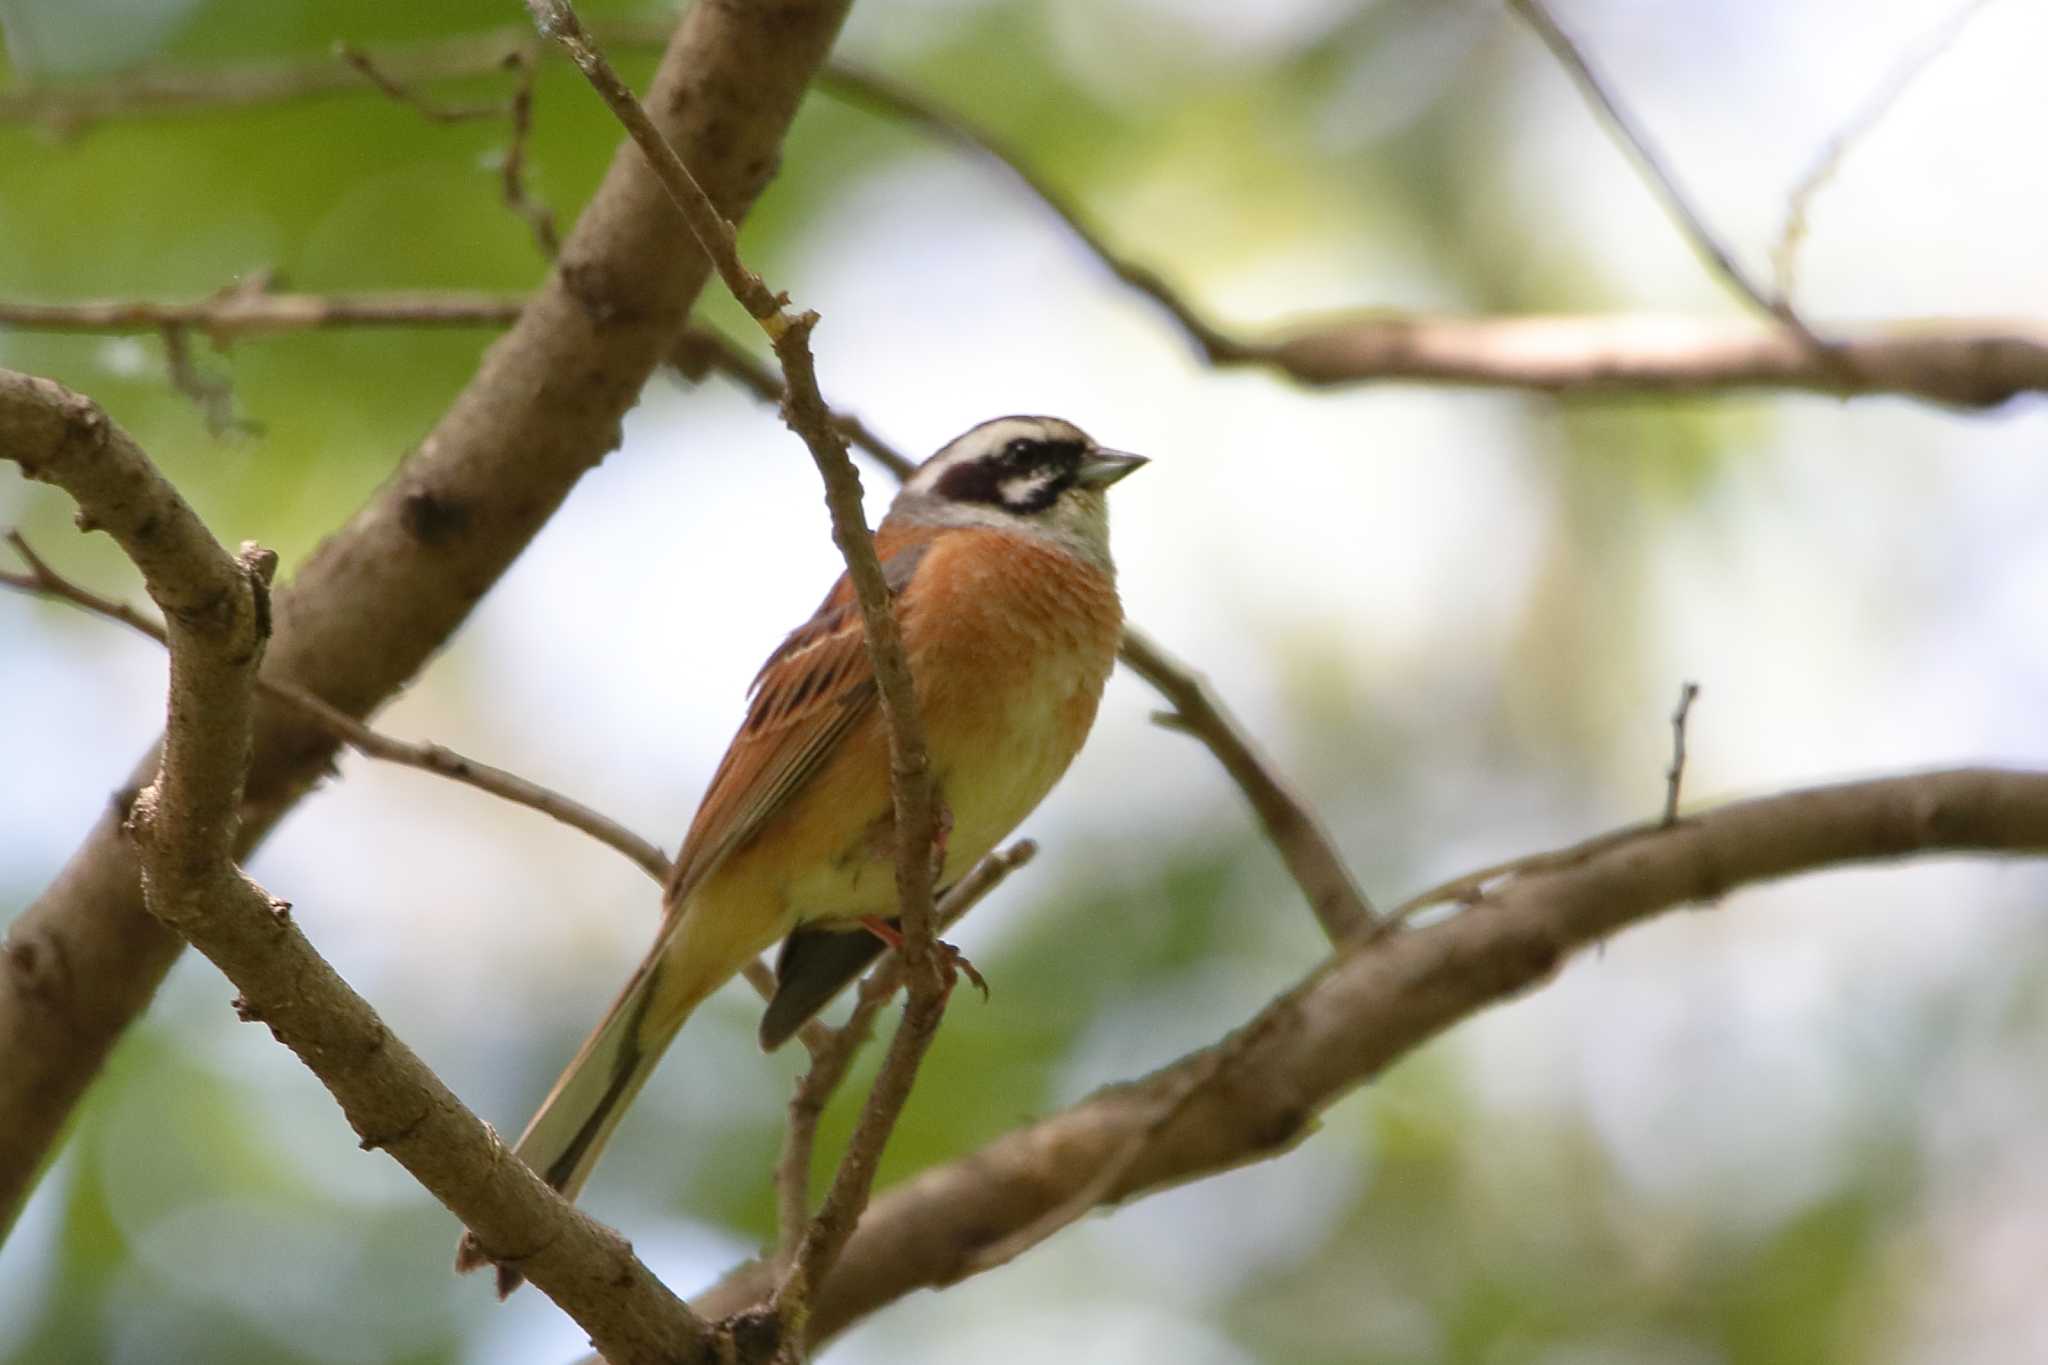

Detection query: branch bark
xmin=2 ymin=367 xmax=717 ymax=1362
xmin=521 ymin=5 xmax=950 ymax=1340
xmin=0 ymin=0 xmax=854 ymax=1235
xmin=682 ymin=766 xmax=2048 ymax=1351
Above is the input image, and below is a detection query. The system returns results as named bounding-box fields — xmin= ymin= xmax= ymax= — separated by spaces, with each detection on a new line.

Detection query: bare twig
xmin=0 ymin=366 xmax=712 ymax=1365
xmin=1506 ymin=0 xmax=1824 ymax=350
xmin=685 ymin=766 xmax=2048 ymax=1353
xmin=1120 ymin=628 xmax=1375 ymax=942
xmin=8 ymin=292 xmax=2047 ymax=407
xmin=335 ymin=41 xmax=504 ymax=122
xmin=668 ymin=328 xmax=913 ymax=480
xmin=0 ymin=532 xmax=671 ymax=882
xmin=338 ymin=38 xmax=561 ymax=261
xmin=818 ymin=65 xmax=1248 ymax=364
xmin=772 ymin=841 xmax=1038 ymax=1263
xmin=1773 ymin=0 xmax=2002 ymax=300
xmin=1 ymin=0 xmax=852 ymax=1238
xmin=1663 ymin=681 xmax=1701 ymax=826
xmin=159 ymin=324 xmax=256 ymax=437
xmin=0 ymin=289 xmax=527 ymax=339
xmin=527 ymin=1 xmax=946 ymax=1337
xmin=499 ymin=50 xmax=562 ymax=259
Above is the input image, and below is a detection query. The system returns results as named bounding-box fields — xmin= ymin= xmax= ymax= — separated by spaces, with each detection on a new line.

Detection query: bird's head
xmin=890 ymin=416 xmax=1147 ymax=572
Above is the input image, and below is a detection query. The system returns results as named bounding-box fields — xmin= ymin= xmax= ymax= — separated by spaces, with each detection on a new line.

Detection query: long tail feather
xmin=454 ymin=921 xmax=721 ymax=1292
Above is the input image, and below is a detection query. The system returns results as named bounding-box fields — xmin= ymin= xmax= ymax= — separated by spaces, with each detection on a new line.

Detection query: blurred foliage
xmin=5 ymin=0 xmax=2046 ymax=1363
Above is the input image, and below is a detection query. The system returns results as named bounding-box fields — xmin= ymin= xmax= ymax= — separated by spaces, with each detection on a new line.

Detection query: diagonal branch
xmin=1505 ymin=0 xmax=1822 ymax=349
xmin=1 ymin=0 xmax=852 ymax=1246
xmin=1772 ymin=0 xmax=2002 ymax=301
xmin=0 ymin=533 xmax=669 ymax=881
xmin=0 ymin=19 xmax=677 ymax=130
xmin=771 ymin=840 xmax=1039 ymax=1263
xmin=817 ymin=64 xmax=1247 ymax=364
xmin=681 ymin=765 xmax=2048 ymax=1352
xmin=526 ymin=2 xmax=947 ymax=1342
xmin=0 ymin=366 xmax=714 ymax=1364
xmin=0 ymin=289 xmax=527 ymax=339
xmin=1119 ymin=629 xmax=1376 ymax=941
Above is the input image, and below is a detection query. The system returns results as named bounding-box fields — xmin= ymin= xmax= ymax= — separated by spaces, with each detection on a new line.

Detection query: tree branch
xmin=1119 ymin=628 xmax=1376 ymax=942
xmin=1 ymin=0 xmax=852 ymax=1240
xmin=1773 ymin=0 xmax=2000 ymax=301
xmin=1505 ymin=0 xmax=1822 ymax=349
xmin=0 ymin=533 xmax=670 ymax=881
xmin=0 ymin=289 xmax=527 ymax=339
xmin=1 ymin=367 xmax=716 ymax=1364
xmin=771 ymin=841 xmax=1038 ymax=1264
xmin=0 ymin=19 xmax=677 ymax=130
xmin=526 ymin=1 xmax=947 ymax=1341
xmin=1242 ymin=312 xmax=2048 ymax=406
xmin=9 ymin=294 xmax=2047 ymax=407
xmin=683 ymin=766 xmax=2048 ymax=1351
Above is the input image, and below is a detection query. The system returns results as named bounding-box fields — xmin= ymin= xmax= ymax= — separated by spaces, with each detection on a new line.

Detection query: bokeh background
xmin=6 ymin=0 xmax=2048 ymax=1361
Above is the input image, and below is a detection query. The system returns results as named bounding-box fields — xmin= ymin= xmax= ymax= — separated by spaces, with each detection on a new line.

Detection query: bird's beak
xmin=1075 ymin=448 xmax=1149 ymax=488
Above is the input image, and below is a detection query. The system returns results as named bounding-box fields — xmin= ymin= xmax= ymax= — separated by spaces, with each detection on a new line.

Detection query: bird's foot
xmin=859 ymin=915 xmax=988 ymax=1001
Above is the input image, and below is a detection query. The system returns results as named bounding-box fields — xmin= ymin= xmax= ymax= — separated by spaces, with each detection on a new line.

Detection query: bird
xmin=456 ymin=415 xmax=1145 ymax=1291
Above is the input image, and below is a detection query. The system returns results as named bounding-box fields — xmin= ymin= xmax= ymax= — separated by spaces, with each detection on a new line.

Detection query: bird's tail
xmin=455 ymin=916 xmax=721 ymax=1293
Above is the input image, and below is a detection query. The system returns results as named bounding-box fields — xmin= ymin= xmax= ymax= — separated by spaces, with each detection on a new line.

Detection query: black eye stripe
xmin=933 ymin=437 xmax=1084 ymax=512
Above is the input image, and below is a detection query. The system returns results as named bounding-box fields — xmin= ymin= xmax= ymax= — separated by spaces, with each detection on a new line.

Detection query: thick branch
xmin=9 ymin=295 xmax=2047 ymax=408
xmin=684 ymin=766 xmax=2048 ymax=1349
xmin=1249 ymin=313 xmax=2048 ymax=408
xmin=528 ymin=3 xmax=945 ymax=1339
xmin=1 ymin=0 xmax=852 ymax=1237
xmin=2 ymin=368 xmax=710 ymax=1362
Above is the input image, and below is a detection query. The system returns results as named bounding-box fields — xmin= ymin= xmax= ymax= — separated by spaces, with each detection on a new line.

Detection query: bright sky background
xmin=5 ymin=0 xmax=2048 ymax=1361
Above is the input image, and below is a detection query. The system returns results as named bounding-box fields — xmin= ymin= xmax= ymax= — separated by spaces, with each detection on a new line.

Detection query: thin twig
xmin=679 ymin=766 xmax=2048 ymax=1355
xmin=772 ymin=841 xmax=1038 ymax=1264
xmin=1386 ymin=823 xmax=1659 ymax=924
xmin=668 ymin=329 xmax=914 ymax=480
xmin=334 ymin=41 xmax=505 ymax=122
xmin=159 ymin=324 xmax=255 ymax=437
xmin=0 ymin=289 xmax=527 ymax=339
xmin=0 ymin=20 xmax=678 ymax=130
xmin=339 ymin=37 xmax=561 ymax=261
xmin=671 ymin=329 xmax=1377 ymax=954
xmin=817 ymin=65 xmax=1248 ymax=364
xmin=1120 ymin=628 xmax=1375 ymax=942
xmin=1662 ymin=681 xmax=1701 ymax=827
xmin=1506 ymin=0 xmax=1826 ymax=351
xmin=526 ymin=2 xmax=947 ymax=1338
xmin=0 ymin=366 xmax=712 ymax=1364
xmin=499 ymin=50 xmax=562 ymax=258
xmin=1 ymin=532 xmax=671 ymax=882
xmin=1772 ymin=0 xmax=2001 ymax=301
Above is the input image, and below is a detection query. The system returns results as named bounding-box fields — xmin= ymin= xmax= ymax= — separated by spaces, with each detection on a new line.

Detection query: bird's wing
xmin=661 ymin=533 xmax=934 ymax=906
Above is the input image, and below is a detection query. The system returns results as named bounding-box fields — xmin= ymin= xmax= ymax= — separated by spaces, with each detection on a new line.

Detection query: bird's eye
xmin=1002 ymin=437 xmax=1038 ymax=466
